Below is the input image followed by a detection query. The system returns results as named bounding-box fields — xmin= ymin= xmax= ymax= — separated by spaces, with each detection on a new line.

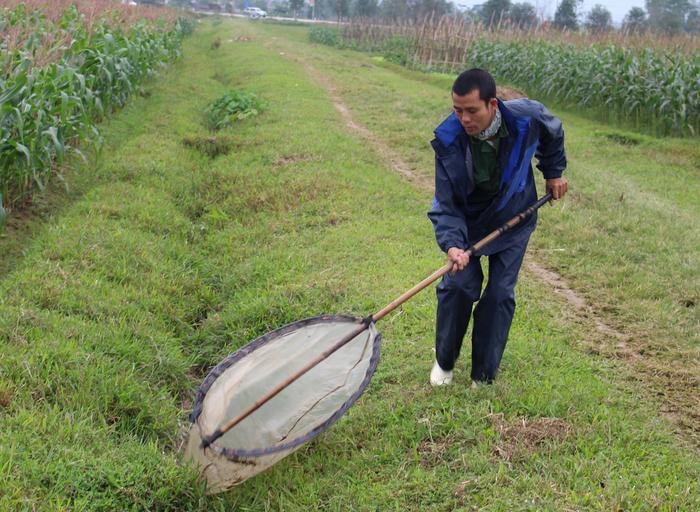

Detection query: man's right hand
xmin=447 ymin=247 xmax=470 ymax=273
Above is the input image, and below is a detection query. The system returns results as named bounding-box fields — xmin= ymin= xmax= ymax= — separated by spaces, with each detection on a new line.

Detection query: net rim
xmin=190 ymin=314 xmax=382 ymax=459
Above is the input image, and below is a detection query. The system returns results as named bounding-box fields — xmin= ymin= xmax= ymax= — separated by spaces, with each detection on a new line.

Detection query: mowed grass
xmin=0 ymin=18 xmax=698 ymax=510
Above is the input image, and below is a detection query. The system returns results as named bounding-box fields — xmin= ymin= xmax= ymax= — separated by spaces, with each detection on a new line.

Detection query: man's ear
xmin=489 ymin=97 xmax=498 ymax=109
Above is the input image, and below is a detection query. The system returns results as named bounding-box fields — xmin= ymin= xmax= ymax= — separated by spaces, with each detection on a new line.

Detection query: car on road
xmin=243 ymin=7 xmax=267 ymax=18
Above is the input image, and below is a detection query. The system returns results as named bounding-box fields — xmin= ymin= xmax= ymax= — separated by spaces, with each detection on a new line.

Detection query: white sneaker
xmin=430 ymin=360 xmax=453 ymax=386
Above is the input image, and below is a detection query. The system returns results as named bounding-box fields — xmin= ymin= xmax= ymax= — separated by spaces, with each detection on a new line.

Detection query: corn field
xmin=0 ymin=0 xmax=194 ymax=214
xmin=321 ymin=17 xmax=700 ymax=137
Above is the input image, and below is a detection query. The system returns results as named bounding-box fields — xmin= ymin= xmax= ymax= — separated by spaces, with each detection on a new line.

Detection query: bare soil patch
xmin=0 ymin=387 xmax=13 ymax=408
xmin=488 ymin=413 xmax=573 ymax=462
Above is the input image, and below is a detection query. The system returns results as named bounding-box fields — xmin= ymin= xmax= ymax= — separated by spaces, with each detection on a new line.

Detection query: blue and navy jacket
xmin=428 ymin=98 xmax=566 ymax=256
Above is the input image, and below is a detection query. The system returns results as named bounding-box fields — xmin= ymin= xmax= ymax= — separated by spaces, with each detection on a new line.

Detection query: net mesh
xmin=184 ymin=315 xmax=381 ymax=493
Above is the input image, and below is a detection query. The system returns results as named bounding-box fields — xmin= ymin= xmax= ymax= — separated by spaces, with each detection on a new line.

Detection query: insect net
xmin=184 ymin=314 xmax=381 ymax=494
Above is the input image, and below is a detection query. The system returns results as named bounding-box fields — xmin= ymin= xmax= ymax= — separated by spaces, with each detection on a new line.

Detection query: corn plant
xmin=0 ymin=2 xmax=194 ymax=211
xmin=458 ymin=39 xmax=700 ymax=136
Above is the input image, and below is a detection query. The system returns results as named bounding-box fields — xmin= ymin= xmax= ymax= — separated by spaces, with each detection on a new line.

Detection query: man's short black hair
xmin=452 ymin=68 xmax=497 ymax=104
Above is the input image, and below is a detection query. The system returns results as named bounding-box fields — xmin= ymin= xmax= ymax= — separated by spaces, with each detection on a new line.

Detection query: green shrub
xmin=175 ymin=16 xmax=196 ymax=36
xmin=309 ymin=26 xmax=341 ymax=47
xmin=204 ymin=91 xmax=262 ymax=131
xmin=382 ymin=35 xmax=417 ymax=67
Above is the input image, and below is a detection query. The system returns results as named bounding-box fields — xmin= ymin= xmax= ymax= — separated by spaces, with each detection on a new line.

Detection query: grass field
xmin=0 ymin=18 xmax=698 ymax=510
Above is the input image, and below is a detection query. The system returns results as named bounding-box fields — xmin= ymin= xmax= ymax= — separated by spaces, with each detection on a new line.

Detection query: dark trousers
xmin=435 ymin=237 xmax=529 ymax=382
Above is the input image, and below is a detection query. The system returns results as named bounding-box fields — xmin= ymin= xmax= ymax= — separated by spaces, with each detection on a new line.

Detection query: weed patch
xmin=204 ymin=90 xmax=263 ymax=131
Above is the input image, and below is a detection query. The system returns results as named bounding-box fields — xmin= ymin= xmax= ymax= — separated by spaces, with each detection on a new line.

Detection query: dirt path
xmin=297 ymin=59 xmax=434 ymax=192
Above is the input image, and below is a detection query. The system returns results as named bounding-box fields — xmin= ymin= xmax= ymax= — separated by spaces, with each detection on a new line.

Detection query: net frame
xmin=189 ymin=314 xmax=382 ymax=459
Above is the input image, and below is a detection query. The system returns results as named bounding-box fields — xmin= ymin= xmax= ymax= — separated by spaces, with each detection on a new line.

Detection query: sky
xmin=455 ymin=1 xmax=648 ymax=25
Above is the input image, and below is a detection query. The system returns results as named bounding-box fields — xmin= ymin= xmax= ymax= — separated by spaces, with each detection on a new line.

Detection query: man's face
xmin=452 ymin=89 xmax=498 ymax=136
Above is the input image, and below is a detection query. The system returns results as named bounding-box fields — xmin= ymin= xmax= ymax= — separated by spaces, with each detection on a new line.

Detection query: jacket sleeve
xmin=532 ymin=102 xmax=567 ymax=179
xmin=427 ymin=154 xmax=469 ymax=253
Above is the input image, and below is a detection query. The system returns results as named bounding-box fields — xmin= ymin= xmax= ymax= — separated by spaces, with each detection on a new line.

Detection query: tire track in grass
xmin=524 ymin=258 xmax=629 ymax=344
xmin=296 ymin=57 xmax=434 ymax=191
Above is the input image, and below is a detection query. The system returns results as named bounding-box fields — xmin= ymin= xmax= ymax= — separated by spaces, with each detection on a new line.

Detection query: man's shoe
xmin=430 ymin=360 xmax=453 ymax=386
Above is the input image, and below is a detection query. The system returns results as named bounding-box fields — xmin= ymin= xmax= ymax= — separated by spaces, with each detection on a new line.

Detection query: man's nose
xmin=459 ymin=112 xmax=470 ymax=124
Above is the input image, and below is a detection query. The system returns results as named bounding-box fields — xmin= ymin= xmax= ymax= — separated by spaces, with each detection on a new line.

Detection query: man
xmin=428 ymin=68 xmax=567 ymax=386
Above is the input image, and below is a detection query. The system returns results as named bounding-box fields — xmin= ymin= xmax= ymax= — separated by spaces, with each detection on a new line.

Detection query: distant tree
xmin=310 ymin=0 xmax=336 ymax=19
xmin=553 ymin=0 xmax=581 ymax=30
xmin=414 ymin=0 xmax=454 ymax=19
xmin=481 ymin=0 xmax=512 ymax=26
xmin=421 ymin=0 xmax=455 ymax=16
xmin=336 ymin=0 xmax=350 ymax=20
xmin=290 ymin=0 xmax=304 ymax=18
xmin=462 ymin=4 xmax=484 ymax=22
xmin=585 ymin=4 xmax=612 ymax=32
xmin=271 ymin=1 xmax=291 ymax=16
xmin=509 ymin=2 xmax=538 ymax=27
xmin=622 ymin=6 xmax=648 ymax=32
xmin=686 ymin=2 xmax=700 ymax=32
xmin=353 ymin=0 xmax=378 ymax=17
xmin=381 ymin=0 xmax=409 ymax=20
xmin=645 ymin=0 xmax=692 ymax=34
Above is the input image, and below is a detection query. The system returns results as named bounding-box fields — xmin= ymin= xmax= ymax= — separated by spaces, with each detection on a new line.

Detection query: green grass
xmin=0 ymin=19 xmax=698 ymax=510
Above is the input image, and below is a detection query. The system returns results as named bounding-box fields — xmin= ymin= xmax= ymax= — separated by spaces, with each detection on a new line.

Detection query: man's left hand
xmin=546 ymin=177 xmax=568 ymax=200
